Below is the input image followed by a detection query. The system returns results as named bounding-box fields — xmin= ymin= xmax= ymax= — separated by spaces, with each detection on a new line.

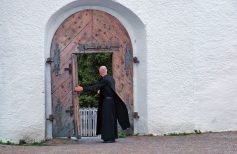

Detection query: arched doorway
xmin=49 ymin=10 xmax=133 ymax=138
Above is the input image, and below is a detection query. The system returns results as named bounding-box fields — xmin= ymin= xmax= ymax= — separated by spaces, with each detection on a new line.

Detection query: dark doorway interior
xmin=77 ymin=52 xmax=112 ymax=108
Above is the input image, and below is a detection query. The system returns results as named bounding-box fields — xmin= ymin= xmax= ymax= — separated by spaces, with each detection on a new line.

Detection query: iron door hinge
xmin=133 ymin=57 xmax=139 ymax=63
xmin=46 ymin=57 xmax=54 ymax=64
xmin=133 ymin=112 xmax=139 ymax=119
xmin=46 ymin=114 xmax=55 ymax=121
xmin=64 ymin=64 xmax=72 ymax=74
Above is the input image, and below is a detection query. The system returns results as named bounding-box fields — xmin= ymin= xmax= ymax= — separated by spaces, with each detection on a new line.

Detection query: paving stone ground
xmin=1 ymin=131 xmax=237 ymax=154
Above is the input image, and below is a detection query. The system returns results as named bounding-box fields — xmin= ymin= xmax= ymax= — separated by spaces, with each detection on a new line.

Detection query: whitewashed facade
xmin=0 ymin=0 xmax=237 ymax=143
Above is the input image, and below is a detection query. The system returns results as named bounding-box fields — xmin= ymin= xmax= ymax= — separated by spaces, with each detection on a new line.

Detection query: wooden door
xmin=72 ymin=54 xmax=80 ymax=138
xmin=50 ymin=10 xmax=133 ymax=138
xmin=50 ymin=49 xmax=75 ymax=137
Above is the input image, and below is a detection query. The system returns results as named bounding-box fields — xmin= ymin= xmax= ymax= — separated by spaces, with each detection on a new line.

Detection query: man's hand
xmin=74 ymin=86 xmax=83 ymax=92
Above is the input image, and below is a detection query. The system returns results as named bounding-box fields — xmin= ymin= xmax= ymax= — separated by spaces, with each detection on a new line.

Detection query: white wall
xmin=0 ymin=0 xmax=48 ymax=143
xmin=0 ymin=0 xmax=237 ymax=143
xmin=142 ymin=0 xmax=237 ymax=135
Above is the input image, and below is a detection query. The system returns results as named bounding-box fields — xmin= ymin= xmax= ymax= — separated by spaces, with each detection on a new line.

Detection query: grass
xmin=0 ymin=140 xmax=13 ymax=145
xmin=164 ymin=130 xmax=203 ymax=136
xmin=194 ymin=129 xmax=202 ymax=134
xmin=118 ymin=131 xmax=127 ymax=138
xmin=0 ymin=140 xmax=45 ymax=146
xmin=164 ymin=132 xmax=188 ymax=136
xmin=21 ymin=141 xmax=45 ymax=146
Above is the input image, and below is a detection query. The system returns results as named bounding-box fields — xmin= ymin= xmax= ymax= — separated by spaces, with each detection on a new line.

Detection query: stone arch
xmin=45 ymin=0 xmax=147 ymax=138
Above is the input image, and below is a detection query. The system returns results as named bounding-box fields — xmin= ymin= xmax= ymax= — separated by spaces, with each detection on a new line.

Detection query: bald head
xmin=99 ymin=66 xmax=107 ymax=77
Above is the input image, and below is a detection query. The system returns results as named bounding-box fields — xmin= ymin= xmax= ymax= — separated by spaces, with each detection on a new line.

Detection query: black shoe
xmin=103 ymin=140 xmax=115 ymax=143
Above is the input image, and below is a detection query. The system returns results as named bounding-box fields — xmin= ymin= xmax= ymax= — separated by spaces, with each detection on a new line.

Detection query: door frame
xmin=45 ymin=5 xmax=147 ymax=139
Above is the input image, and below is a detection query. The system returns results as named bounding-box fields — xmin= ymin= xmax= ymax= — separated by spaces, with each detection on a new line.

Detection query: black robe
xmin=83 ymin=75 xmax=130 ymax=140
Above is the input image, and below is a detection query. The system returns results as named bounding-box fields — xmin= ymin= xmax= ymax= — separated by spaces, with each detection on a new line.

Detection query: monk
xmin=75 ymin=66 xmax=130 ymax=143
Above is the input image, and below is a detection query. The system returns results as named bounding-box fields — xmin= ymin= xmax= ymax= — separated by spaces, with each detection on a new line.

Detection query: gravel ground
xmin=1 ymin=131 xmax=237 ymax=154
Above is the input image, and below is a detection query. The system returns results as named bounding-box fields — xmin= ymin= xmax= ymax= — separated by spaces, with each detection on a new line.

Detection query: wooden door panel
xmin=93 ymin=13 xmax=130 ymax=43
xmin=54 ymin=10 xmax=92 ymax=50
xmin=52 ymin=91 xmax=74 ymax=137
xmin=52 ymin=81 xmax=72 ymax=100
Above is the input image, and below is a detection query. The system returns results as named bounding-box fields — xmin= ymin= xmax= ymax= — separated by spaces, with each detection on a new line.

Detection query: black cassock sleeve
xmin=83 ymin=78 xmax=108 ymax=92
